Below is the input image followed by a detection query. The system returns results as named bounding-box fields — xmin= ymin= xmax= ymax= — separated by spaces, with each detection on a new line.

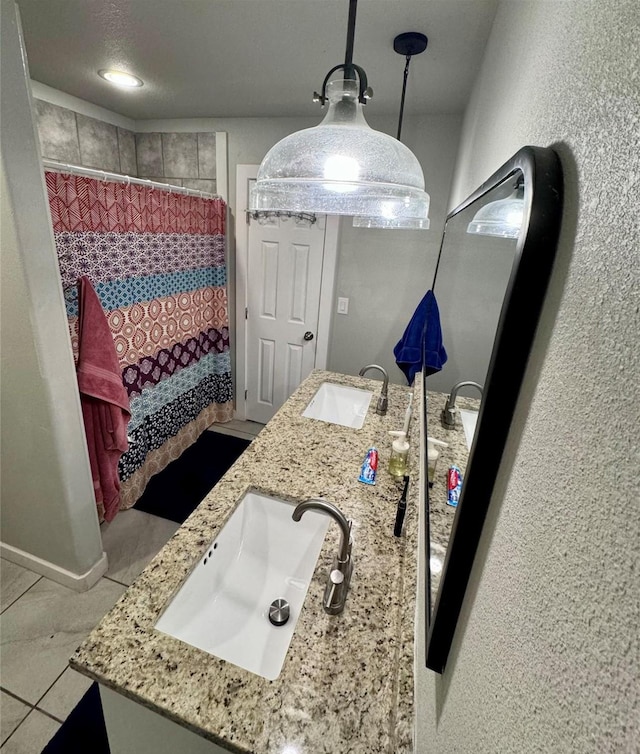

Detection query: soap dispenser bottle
xmin=388 ymin=431 xmax=410 ymax=478
xmin=427 ymin=437 xmax=448 ymax=487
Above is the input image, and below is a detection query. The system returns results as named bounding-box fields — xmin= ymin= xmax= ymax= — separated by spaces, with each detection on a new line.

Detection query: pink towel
xmin=76 ymin=276 xmax=131 ymax=522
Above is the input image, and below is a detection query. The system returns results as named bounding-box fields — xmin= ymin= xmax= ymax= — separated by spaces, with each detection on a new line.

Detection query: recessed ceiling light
xmin=98 ymin=69 xmax=143 ymax=88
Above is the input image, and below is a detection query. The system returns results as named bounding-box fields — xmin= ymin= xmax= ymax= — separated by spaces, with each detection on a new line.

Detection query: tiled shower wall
xmin=34 ymin=100 xmax=217 ymax=194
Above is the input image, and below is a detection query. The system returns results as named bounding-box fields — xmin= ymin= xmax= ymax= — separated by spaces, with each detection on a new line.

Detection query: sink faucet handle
xmin=337 ymin=520 xmax=353 ymax=564
xmin=324 ymin=569 xmax=345 ymax=613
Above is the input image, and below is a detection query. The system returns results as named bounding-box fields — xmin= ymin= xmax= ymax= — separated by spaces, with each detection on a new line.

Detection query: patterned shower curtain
xmin=46 ymin=171 xmax=233 ymax=515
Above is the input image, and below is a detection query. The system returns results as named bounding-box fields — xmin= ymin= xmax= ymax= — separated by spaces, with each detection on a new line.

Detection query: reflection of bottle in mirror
xmin=388 ymin=431 xmax=410 ymax=478
xmin=427 ymin=437 xmax=448 ymax=488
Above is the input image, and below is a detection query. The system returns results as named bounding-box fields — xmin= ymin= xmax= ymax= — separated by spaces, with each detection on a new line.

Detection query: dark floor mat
xmin=41 ymin=682 xmax=109 ymax=754
xmin=133 ymin=431 xmax=251 ymax=523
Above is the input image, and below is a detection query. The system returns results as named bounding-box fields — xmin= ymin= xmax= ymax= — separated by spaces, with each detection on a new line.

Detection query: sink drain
xmin=268 ymin=599 xmax=290 ymax=626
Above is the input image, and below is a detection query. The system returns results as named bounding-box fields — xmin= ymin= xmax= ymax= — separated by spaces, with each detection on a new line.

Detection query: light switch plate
xmin=337 ymin=297 xmax=349 ymax=315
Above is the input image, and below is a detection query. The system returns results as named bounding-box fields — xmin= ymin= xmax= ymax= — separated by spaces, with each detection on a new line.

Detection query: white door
xmin=246 ymin=212 xmax=327 ymax=423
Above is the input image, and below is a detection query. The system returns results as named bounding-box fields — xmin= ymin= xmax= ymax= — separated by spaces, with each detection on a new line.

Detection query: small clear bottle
xmin=388 ymin=431 xmax=410 ymax=478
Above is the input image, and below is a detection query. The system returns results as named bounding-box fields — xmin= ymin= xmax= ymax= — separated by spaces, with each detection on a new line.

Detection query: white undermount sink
xmin=302 ymin=382 xmax=373 ymax=429
xmin=155 ymin=490 xmax=329 ymax=680
xmin=459 ymin=408 xmax=479 ymax=451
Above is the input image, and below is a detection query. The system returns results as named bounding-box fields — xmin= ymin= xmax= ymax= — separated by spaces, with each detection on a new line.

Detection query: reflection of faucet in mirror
xmin=441 ymin=381 xmax=484 ymax=429
xmin=292 ymin=499 xmax=353 ymax=615
xmin=358 ymin=364 xmax=389 ymax=415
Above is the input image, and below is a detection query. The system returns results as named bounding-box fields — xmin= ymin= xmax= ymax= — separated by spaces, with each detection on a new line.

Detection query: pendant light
xmin=250 ymin=0 xmax=431 ymax=225
xmin=353 ymin=31 xmax=430 ymax=230
xmin=467 ymin=182 xmax=525 ymax=238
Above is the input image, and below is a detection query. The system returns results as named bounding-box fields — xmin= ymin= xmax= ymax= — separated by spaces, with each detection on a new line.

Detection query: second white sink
xmin=302 ymin=382 xmax=373 ymax=429
xmin=155 ymin=490 xmax=329 ymax=680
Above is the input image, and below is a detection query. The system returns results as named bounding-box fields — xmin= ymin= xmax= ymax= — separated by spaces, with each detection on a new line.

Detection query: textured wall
xmin=416 ymin=1 xmax=640 ymax=752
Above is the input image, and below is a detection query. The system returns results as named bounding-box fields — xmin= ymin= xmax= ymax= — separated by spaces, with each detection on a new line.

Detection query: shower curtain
xmin=46 ymin=171 xmax=233 ymax=515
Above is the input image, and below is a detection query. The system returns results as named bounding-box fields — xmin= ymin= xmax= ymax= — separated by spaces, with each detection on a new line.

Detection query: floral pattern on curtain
xmin=46 ymin=171 xmax=233 ymax=515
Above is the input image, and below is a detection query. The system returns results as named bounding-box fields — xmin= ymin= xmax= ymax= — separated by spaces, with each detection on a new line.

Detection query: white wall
xmin=416 ymin=1 xmax=639 ymax=751
xmin=0 ymin=0 xmax=105 ymax=587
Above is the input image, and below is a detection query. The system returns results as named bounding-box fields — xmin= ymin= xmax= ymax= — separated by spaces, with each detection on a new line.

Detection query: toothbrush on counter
xmin=402 ymin=393 xmax=414 ymax=437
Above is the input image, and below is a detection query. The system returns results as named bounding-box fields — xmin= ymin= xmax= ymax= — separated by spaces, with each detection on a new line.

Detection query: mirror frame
xmin=425 ymin=145 xmax=564 ymax=673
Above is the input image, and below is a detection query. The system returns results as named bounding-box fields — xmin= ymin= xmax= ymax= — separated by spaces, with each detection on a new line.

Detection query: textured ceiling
xmin=17 ymin=0 xmax=498 ymax=120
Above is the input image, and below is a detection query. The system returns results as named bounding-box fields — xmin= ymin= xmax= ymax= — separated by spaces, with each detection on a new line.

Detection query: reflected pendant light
xmin=250 ymin=0 xmax=431 ymax=225
xmin=353 ymin=31 xmax=430 ymax=230
xmin=467 ymin=183 xmax=525 ymax=238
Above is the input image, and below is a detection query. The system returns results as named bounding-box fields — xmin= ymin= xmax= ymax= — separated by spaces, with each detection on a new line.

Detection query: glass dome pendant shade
xmin=250 ymin=83 xmax=430 ymax=222
xmin=467 ymin=187 xmax=525 ymax=239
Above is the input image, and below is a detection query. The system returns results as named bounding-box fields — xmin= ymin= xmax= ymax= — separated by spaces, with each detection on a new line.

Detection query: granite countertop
xmin=423 ymin=390 xmax=479 ymax=598
xmin=72 ymin=369 xmax=420 ymax=754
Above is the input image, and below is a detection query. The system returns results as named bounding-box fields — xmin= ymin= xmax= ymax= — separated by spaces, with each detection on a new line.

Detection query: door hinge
xmin=245 ymin=389 xmax=248 ymax=400
xmin=245 ymin=307 xmax=248 ymax=320
xmin=246 ymin=211 xmax=251 ymax=225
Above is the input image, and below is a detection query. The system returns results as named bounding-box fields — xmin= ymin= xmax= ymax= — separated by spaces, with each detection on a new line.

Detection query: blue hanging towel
xmin=393 ymin=289 xmax=447 ymax=385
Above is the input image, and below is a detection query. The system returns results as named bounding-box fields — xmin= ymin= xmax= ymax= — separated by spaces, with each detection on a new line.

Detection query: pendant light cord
xmin=315 ymin=0 xmax=370 ymax=104
xmin=397 ymin=55 xmax=411 ymax=141
xmin=344 ymin=0 xmax=358 ymax=78
xmin=393 ymin=31 xmax=428 ymax=141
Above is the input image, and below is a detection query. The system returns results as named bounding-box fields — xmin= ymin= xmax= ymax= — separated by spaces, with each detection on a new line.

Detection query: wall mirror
xmin=423 ymin=146 xmax=563 ymax=673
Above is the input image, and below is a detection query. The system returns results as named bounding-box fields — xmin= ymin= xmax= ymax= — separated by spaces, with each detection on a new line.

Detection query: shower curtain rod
xmin=42 ymin=159 xmax=221 ymax=200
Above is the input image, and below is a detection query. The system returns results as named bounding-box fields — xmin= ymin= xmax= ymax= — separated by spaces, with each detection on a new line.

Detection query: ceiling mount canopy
xmin=250 ymin=0 xmax=431 ymax=225
xmin=393 ymin=31 xmax=428 ymax=141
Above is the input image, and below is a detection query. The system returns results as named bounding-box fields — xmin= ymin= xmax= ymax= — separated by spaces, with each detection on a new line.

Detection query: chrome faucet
xmin=358 ymin=364 xmax=389 ymax=415
xmin=292 ymin=498 xmax=353 ymax=615
xmin=441 ymin=380 xmax=484 ymax=429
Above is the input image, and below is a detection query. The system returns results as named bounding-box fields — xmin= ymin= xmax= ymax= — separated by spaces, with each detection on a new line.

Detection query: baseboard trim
xmin=0 ymin=542 xmax=108 ymax=592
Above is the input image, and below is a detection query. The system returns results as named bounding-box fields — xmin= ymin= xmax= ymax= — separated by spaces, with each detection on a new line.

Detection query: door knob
xmin=303 ymin=331 xmax=314 ymax=341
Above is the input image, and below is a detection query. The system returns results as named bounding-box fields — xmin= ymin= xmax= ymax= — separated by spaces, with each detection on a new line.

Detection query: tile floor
xmin=0 ymin=509 xmax=180 ymax=752
xmin=0 ymin=419 xmax=260 ymax=752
